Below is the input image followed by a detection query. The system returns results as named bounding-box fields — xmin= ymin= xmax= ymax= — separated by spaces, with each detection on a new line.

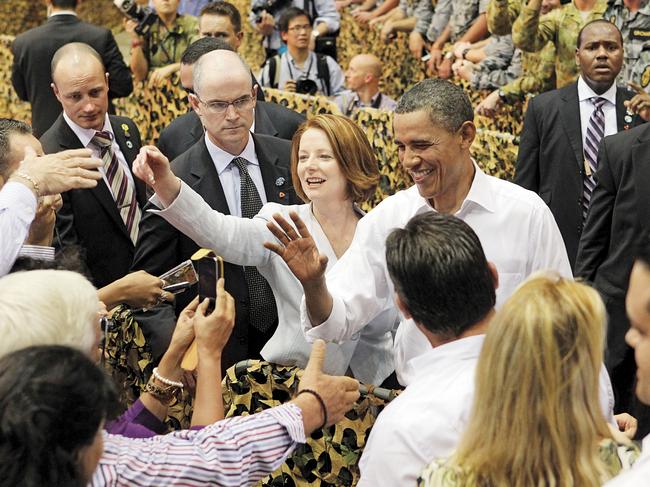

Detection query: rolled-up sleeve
xmin=0 ymin=182 xmax=37 ymax=277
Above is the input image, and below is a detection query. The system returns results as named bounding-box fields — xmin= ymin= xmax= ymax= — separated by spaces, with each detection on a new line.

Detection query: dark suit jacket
xmin=157 ymin=101 xmax=305 ymax=161
xmin=40 ymin=114 xmax=147 ymax=288
xmin=575 ymin=123 xmax=650 ymax=368
xmin=514 ymin=83 xmax=643 ymax=269
xmin=11 ymin=14 xmax=133 ymax=137
xmin=132 ymin=133 xmax=301 ymax=369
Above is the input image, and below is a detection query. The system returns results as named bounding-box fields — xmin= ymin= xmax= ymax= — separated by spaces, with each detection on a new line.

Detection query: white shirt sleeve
xmin=528 ymin=202 xmax=573 ymax=278
xmin=149 ymin=180 xmax=274 ymax=267
xmin=0 ymin=182 xmax=37 ymax=277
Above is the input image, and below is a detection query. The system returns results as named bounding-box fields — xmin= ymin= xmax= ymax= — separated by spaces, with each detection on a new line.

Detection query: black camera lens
xmin=295 ymin=78 xmax=318 ymax=95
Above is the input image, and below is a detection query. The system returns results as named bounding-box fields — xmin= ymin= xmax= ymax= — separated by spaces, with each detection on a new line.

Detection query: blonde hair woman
xmin=418 ymin=274 xmax=639 ymax=487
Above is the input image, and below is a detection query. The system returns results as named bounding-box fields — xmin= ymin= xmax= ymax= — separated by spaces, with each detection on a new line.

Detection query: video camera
xmin=114 ymin=0 xmax=158 ymax=37
xmin=251 ymin=0 xmax=291 ymax=23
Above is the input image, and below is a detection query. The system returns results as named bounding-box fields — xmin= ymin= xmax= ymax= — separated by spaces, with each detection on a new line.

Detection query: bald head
xmin=193 ymin=49 xmax=251 ymax=97
xmin=51 ymin=43 xmax=105 ymax=83
xmin=351 ymin=54 xmax=382 ymax=78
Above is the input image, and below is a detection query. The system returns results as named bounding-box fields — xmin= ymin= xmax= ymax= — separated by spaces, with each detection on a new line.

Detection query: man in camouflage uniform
xmin=605 ymin=0 xmax=650 ymax=91
xmin=477 ymin=0 xmax=559 ymax=116
xmin=512 ymin=0 xmax=608 ymax=88
xmin=428 ymin=0 xmax=490 ymax=79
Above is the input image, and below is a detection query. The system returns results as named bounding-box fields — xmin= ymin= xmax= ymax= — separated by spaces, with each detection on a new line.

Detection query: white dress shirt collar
xmin=204 ymin=131 xmax=258 ymax=175
xmin=577 ymin=76 xmax=617 ymax=105
xmin=413 ymin=162 xmax=496 ymax=216
xmin=407 ymin=334 xmax=485 ymax=380
xmin=63 ymin=112 xmax=114 ymax=148
xmin=49 ymin=10 xmax=77 ymax=17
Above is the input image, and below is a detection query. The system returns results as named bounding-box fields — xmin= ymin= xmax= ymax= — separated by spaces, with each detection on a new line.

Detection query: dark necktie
xmin=232 ymin=157 xmax=278 ymax=332
xmin=582 ymin=96 xmax=607 ymax=222
xmin=91 ymin=131 xmax=141 ymax=244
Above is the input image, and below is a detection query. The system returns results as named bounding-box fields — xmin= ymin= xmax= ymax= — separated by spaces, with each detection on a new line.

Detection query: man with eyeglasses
xmin=156 ymin=32 xmax=305 ymax=161
xmin=132 ymin=49 xmax=302 ymax=371
xmin=259 ymin=7 xmax=344 ymax=96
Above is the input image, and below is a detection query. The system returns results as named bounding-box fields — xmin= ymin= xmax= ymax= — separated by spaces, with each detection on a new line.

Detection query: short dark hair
xmin=51 ymin=0 xmax=78 ymax=8
xmin=386 ymin=212 xmax=496 ymax=338
xmin=395 ymin=79 xmax=474 ymax=133
xmin=180 ymin=37 xmax=235 ymax=65
xmin=577 ymin=19 xmax=623 ymax=48
xmin=0 ymin=118 xmax=32 ymax=179
xmin=278 ymin=7 xmax=312 ymax=33
xmin=200 ymin=1 xmax=242 ymax=32
xmin=0 ymin=345 xmax=118 ymax=485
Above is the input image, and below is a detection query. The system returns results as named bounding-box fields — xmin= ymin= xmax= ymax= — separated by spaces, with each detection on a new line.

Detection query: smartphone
xmin=195 ymin=251 xmax=224 ymax=312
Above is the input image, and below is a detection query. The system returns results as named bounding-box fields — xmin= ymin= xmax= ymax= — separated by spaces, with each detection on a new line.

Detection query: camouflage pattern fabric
xmin=102 ymin=305 xmax=194 ymax=431
xmin=144 ymin=15 xmax=199 ymax=69
xmin=447 ymin=0 xmax=490 ymax=43
xmin=222 ymin=360 xmax=400 ymax=487
xmin=417 ymin=438 xmax=641 ymax=486
xmin=605 ymin=0 xmax=650 ymax=92
xmin=486 ymin=0 xmax=521 ymax=36
xmin=512 ymin=0 xmax=608 ymax=88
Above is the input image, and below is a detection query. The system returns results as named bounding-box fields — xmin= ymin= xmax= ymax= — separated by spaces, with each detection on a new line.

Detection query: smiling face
xmin=393 ymin=110 xmax=474 ymax=207
xmin=52 ymin=57 xmax=108 ymax=132
xmin=626 ymin=261 xmax=650 ymax=405
xmin=576 ymin=21 xmax=624 ymax=94
xmin=296 ymin=128 xmax=349 ymax=203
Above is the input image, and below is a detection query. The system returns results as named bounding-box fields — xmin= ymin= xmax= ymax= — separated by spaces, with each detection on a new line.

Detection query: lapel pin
xmin=126 ymin=140 xmax=134 ymax=149
xmin=121 ymin=123 xmax=131 ymax=138
xmin=624 ymin=114 xmax=633 ymax=123
xmin=275 ymin=177 xmax=286 ymax=187
xmin=279 ymin=191 xmax=286 ymax=198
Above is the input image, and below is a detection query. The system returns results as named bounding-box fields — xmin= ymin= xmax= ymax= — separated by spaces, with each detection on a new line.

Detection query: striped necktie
xmin=91 ymin=131 xmax=141 ymax=245
xmin=232 ymin=157 xmax=278 ymax=332
xmin=582 ymin=96 xmax=607 ymax=222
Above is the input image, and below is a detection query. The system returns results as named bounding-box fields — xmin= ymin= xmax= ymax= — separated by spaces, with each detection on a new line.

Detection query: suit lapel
xmin=110 ymin=116 xmax=147 ymax=207
xmin=559 ymin=84 xmax=584 ymax=171
xmin=188 ymin=140 xmax=231 ymax=214
xmin=57 ymin=116 xmax=132 ymax=240
xmin=632 ymin=131 xmax=650 ymax=224
xmin=254 ymin=104 xmax=280 ymax=138
xmin=253 ymin=134 xmax=292 ymax=204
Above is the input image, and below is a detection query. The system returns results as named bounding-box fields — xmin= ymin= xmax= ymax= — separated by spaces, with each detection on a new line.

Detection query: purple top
xmin=104 ymin=399 xmax=167 ymax=438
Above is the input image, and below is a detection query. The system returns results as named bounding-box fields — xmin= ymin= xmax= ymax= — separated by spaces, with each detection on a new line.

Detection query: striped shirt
xmin=91 ymin=403 xmax=305 ymax=486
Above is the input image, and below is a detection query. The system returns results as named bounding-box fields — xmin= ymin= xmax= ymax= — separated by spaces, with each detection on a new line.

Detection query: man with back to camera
xmin=11 ymin=0 xmax=132 ymax=137
xmin=515 ymin=20 xmax=645 ymax=269
xmin=259 ymin=7 xmax=344 ymax=96
xmin=132 ymin=49 xmax=302 ymax=371
xmin=264 ymin=78 xmax=571 ymax=387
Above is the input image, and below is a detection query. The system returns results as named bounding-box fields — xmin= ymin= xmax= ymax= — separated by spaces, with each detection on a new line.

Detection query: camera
xmin=252 ymin=0 xmax=291 ymax=23
xmin=295 ymin=77 xmax=318 ymax=95
xmin=114 ymin=0 xmax=158 ymax=36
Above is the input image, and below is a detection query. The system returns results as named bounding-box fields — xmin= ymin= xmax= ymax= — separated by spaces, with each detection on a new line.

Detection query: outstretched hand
xmin=295 ymin=340 xmax=360 ymax=433
xmin=132 ymin=145 xmax=181 ymax=206
xmin=625 ymin=82 xmax=650 ymax=122
xmin=264 ymin=211 xmax=328 ymax=287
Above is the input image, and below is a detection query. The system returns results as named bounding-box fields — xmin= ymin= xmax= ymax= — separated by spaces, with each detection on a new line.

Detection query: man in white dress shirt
xmin=271 ymin=78 xmax=571 ymax=385
xmin=605 ymin=232 xmax=650 ymax=485
xmin=356 ymin=212 xmax=495 ymax=486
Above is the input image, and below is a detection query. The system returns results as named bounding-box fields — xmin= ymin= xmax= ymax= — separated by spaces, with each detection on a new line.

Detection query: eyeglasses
xmin=287 ymin=24 xmax=312 ymax=33
xmin=195 ymin=94 xmax=255 ymax=114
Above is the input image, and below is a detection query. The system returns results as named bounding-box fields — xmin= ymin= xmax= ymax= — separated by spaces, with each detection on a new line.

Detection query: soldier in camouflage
xmin=605 ymin=0 xmax=650 ymax=92
xmin=512 ymin=0 xmax=608 ymax=88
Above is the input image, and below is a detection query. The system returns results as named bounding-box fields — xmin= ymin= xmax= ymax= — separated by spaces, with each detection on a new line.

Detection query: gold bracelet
xmin=144 ymin=375 xmax=179 ymax=404
xmin=12 ymin=172 xmax=40 ymax=197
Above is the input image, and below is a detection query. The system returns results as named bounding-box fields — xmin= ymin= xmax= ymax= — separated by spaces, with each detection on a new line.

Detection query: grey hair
xmin=193 ymin=50 xmax=251 ymax=96
xmin=396 ymin=79 xmax=474 ymax=133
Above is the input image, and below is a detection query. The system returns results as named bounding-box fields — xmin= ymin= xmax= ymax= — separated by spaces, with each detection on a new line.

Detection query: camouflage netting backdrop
xmin=3 ymin=2 xmax=525 ymax=485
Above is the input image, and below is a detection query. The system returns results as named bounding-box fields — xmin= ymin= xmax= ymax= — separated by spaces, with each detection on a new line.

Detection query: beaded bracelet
xmin=12 ymin=172 xmax=40 ymax=197
xmin=296 ymin=389 xmax=328 ymax=430
xmin=152 ymin=367 xmax=184 ymax=389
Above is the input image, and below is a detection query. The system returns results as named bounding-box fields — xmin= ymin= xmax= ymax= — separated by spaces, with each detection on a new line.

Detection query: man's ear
xmin=458 ymin=120 xmax=476 ymax=149
xmin=487 ymin=261 xmax=499 ymax=291
xmin=251 ymin=85 xmax=258 ymax=107
xmin=51 ymin=82 xmax=62 ymax=103
xmin=394 ymin=292 xmax=412 ymax=320
xmin=280 ymin=30 xmax=289 ymax=44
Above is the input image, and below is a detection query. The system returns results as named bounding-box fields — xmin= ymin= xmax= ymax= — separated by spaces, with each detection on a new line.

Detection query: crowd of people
xmin=2 ymin=0 xmax=650 ymax=485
